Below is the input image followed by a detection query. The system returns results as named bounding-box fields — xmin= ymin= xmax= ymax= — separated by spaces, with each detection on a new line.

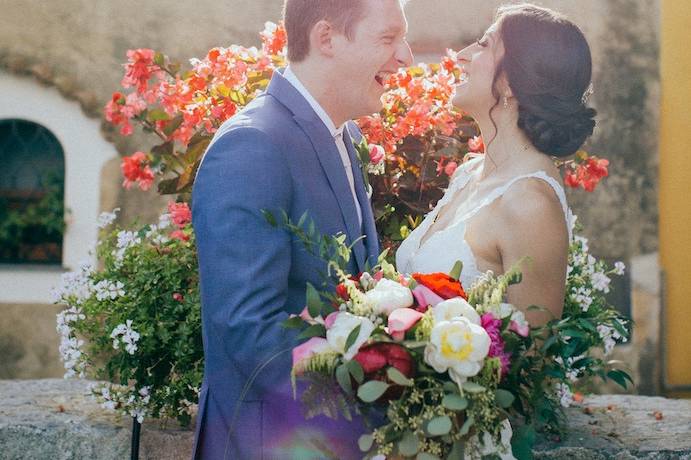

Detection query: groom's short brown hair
xmin=282 ymin=0 xmax=367 ymax=62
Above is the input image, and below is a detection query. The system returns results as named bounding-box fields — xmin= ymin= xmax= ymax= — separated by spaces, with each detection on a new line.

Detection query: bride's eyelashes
xmin=476 ymin=37 xmax=489 ymax=48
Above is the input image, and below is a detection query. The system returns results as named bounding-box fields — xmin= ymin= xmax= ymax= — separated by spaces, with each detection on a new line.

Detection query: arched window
xmin=0 ymin=119 xmax=65 ymax=264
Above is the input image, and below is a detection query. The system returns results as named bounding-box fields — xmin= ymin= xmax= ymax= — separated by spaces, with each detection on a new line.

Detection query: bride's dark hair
xmin=491 ymin=4 xmax=596 ymax=158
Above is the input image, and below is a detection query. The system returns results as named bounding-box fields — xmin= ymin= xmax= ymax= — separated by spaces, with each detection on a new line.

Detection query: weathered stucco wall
xmin=0 ymin=0 xmax=661 ymax=382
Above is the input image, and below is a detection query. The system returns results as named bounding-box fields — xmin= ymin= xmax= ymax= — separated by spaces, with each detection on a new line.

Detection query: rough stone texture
xmin=0 ymin=304 xmax=65 ymax=379
xmin=1 ymin=380 xmax=690 ymax=460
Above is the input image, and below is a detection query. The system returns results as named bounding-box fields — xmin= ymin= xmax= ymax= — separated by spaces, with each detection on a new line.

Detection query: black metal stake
xmin=131 ymin=417 xmax=141 ymax=460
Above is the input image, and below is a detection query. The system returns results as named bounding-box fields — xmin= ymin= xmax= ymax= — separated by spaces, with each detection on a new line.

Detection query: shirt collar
xmin=283 ymin=66 xmax=345 ymax=138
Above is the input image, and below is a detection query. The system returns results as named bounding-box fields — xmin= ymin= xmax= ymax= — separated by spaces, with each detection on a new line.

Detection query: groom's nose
xmin=395 ymin=40 xmax=414 ymax=68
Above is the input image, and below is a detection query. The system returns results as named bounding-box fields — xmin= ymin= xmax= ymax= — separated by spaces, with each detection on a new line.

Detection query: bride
xmin=397 ymin=3 xmax=597 ymax=327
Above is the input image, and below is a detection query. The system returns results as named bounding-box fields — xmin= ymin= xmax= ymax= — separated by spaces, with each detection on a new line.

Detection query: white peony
xmin=364 ymin=278 xmax=414 ymax=316
xmin=424 ymin=317 xmax=491 ymax=386
xmin=326 ymin=313 xmax=375 ymax=360
xmin=433 ymin=297 xmax=481 ymax=325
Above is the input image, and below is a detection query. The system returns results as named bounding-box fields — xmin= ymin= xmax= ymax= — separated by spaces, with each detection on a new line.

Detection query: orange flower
xmin=412 ymin=273 xmax=467 ymax=300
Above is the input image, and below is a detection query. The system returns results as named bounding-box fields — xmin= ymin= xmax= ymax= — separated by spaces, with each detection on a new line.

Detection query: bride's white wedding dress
xmin=395 ymin=155 xmax=572 ymax=460
xmin=396 ymin=155 xmax=572 ymax=286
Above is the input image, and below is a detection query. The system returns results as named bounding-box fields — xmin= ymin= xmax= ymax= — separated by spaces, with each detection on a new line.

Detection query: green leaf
xmin=443 ymin=381 xmax=459 ymax=394
xmin=426 ymin=416 xmax=452 ymax=436
xmin=162 ymin=114 xmax=183 ymax=137
xmin=305 ymin=282 xmax=322 ymax=319
xmin=541 ymin=335 xmax=559 ymax=353
xmin=357 ymin=380 xmax=389 ymax=403
xmin=449 ymin=260 xmax=463 ymax=281
xmin=416 ymin=454 xmax=441 ymax=460
xmin=511 ymin=424 xmax=536 ymax=460
xmin=495 ymin=389 xmax=515 ymax=409
xmin=297 ymin=324 xmax=326 ymax=340
xmin=398 ymin=431 xmax=419 ymax=456
xmin=358 ymin=433 xmax=374 ymax=452
xmin=459 ymin=415 xmax=474 ymax=436
xmin=387 ymin=366 xmax=413 ymax=386
xmin=347 ymin=359 xmax=364 ymax=384
xmin=344 ymin=324 xmax=362 ymax=354
xmin=607 ymin=369 xmax=632 ymax=389
xmin=153 ymin=51 xmax=165 ymax=67
xmin=262 ymin=209 xmax=277 ymax=227
xmin=560 ymin=328 xmax=587 ymax=339
xmin=461 ymin=381 xmax=485 ymax=393
xmin=336 ymin=363 xmax=352 ymax=394
xmin=147 ymin=109 xmax=170 ymax=122
xmin=282 ymin=316 xmax=304 ymax=329
xmin=447 ymin=441 xmax=465 ymax=460
xmin=442 ymin=393 xmax=468 ymax=411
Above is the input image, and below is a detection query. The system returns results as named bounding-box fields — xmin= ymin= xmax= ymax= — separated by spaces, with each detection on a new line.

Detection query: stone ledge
xmin=1 ymin=380 xmax=690 ymax=460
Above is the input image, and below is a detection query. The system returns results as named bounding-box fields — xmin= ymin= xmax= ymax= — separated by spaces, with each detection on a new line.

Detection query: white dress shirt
xmin=283 ymin=67 xmax=363 ymax=228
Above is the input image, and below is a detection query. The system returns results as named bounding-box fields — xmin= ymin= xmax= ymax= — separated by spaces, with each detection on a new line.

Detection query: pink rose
xmin=444 ymin=161 xmax=458 ymax=177
xmin=387 ymin=308 xmax=424 ymax=341
xmin=368 ymin=144 xmax=385 ymax=164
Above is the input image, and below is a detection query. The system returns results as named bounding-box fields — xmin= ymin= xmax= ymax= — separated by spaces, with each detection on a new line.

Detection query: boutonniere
xmin=353 ymin=138 xmax=386 ymax=197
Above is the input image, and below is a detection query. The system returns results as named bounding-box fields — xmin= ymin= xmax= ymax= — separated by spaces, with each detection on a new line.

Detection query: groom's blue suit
xmin=191 ymin=69 xmax=380 ymax=459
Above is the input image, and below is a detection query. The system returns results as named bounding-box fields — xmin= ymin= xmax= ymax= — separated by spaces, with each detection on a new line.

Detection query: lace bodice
xmin=395 ymin=156 xmax=572 ymax=287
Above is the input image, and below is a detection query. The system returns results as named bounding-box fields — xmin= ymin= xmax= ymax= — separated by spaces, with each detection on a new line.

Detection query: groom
xmin=191 ymin=0 xmax=412 ymax=458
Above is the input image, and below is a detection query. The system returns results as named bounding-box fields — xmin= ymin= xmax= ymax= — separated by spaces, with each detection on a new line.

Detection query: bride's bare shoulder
xmin=496 ymin=177 xmax=567 ymax=238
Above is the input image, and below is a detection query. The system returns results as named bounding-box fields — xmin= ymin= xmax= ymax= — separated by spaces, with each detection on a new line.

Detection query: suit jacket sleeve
xmin=192 ymin=126 xmax=296 ymax=397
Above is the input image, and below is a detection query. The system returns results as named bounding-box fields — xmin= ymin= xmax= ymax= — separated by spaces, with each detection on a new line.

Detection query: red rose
xmin=335 ymin=283 xmax=350 ymax=301
xmin=412 ymin=273 xmax=467 ymax=300
xmin=354 ymin=343 xmax=414 ymax=379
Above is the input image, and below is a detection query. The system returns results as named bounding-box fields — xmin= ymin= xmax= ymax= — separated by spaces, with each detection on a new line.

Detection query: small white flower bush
xmin=53 ymin=206 xmax=202 ymax=425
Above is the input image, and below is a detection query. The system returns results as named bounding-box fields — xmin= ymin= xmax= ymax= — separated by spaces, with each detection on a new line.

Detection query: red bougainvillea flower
xmin=170 ymin=229 xmax=190 ymax=242
xmin=121 ymin=152 xmax=154 ymax=191
xmin=444 ymin=161 xmax=458 ymax=177
xmin=260 ymin=21 xmax=287 ymax=56
xmin=168 ymin=202 xmax=192 ymax=228
xmin=122 ymin=48 xmax=162 ymax=94
xmin=468 ymin=135 xmax=485 ymax=153
xmin=564 ymin=155 xmax=609 ymax=192
xmin=412 ymin=272 xmax=467 ymax=300
xmin=105 ymin=92 xmax=146 ymax=136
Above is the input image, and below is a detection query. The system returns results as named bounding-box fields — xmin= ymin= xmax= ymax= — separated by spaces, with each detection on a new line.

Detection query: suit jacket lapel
xmin=343 ymin=125 xmax=380 ymax=270
xmin=267 ymin=71 xmax=367 ymax=270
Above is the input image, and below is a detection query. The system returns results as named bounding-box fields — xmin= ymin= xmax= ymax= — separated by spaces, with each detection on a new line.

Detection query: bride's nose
xmin=456 ymin=46 xmax=472 ymax=65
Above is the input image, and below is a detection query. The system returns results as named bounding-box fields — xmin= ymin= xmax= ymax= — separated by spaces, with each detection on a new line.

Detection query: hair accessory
xmin=581 ymin=83 xmax=594 ymax=104
xmin=503 ymin=96 xmax=509 ymax=109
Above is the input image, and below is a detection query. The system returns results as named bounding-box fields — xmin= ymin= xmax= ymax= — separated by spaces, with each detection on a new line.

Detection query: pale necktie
xmin=334 ymin=127 xmax=362 ymax=228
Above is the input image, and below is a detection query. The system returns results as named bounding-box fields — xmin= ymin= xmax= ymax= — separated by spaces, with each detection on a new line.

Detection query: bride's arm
xmin=496 ymin=180 xmax=569 ymax=326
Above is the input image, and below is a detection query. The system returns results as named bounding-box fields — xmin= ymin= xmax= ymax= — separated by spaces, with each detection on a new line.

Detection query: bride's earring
xmin=503 ymin=96 xmax=509 ymax=109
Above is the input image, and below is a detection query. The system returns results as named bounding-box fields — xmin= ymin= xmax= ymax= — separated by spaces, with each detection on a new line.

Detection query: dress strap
xmin=464 ymin=170 xmax=573 ymax=241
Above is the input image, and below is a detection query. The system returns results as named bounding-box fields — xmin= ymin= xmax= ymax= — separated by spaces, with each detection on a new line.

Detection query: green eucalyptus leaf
xmin=358 ymin=433 xmax=374 ymax=452
xmin=459 ymin=415 xmax=474 ymax=436
xmin=347 ymin=359 xmax=365 ymax=384
xmin=495 ymin=389 xmax=516 ymax=409
xmin=442 ymin=393 xmax=468 ymax=411
xmin=336 ymin=363 xmax=352 ymax=394
xmin=357 ymin=380 xmax=389 ymax=403
xmin=426 ymin=415 xmax=452 ymax=436
xmin=398 ymin=431 xmax=419 ymax=456
xmin=416 ymin=452 xmax=441 ymax=460
xmin=443 ymin=381 xmax=459 ymax=394
xmin=461 ymin=381 xmax=486 ymax=393
xmin=387 ymin=366 xmax=413 ymax=386
xmin=447 ymin=441 xmax=465 ymax=460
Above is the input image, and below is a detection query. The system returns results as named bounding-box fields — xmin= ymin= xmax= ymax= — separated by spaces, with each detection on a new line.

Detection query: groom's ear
xmin=310 ymin=20 xmax=337 ymax=58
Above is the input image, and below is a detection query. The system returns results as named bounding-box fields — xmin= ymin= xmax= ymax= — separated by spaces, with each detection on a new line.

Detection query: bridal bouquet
xmin=278 ymin=216 xmax=631 ymax=460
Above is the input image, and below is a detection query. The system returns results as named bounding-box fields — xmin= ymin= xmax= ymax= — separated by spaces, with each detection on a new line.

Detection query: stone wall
xmin=1 ymin=380 xmax=690 ymax=460
xmin=0 ymin=1 xmax=662 ymax=385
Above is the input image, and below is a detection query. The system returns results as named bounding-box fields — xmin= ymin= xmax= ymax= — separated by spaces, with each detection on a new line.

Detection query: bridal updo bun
xmin=494 ymin=4 xmax=596 ymax=158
